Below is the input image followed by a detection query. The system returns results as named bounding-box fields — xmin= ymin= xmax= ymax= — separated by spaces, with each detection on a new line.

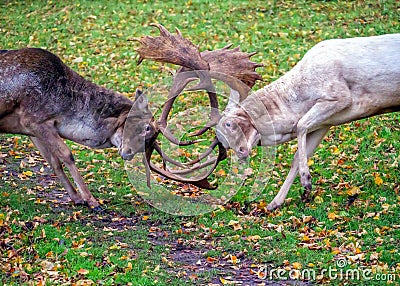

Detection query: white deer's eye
xmin=225 ymin=121 xmax=232 ymax=128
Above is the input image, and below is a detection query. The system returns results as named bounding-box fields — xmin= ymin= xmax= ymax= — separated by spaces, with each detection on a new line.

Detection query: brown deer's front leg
xmin=29 ymin=123 xmax=100 ymax=210
xmin=30 ymin=136 xmax=85 ymax=205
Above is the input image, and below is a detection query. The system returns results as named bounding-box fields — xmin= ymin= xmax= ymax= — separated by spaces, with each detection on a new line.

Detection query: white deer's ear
xmin=224 ymin=88 xmax=240 ymax=114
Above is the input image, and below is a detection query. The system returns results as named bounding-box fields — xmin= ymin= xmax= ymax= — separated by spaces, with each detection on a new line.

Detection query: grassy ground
xmin=1 ymin=0 xmax=400 ymax=285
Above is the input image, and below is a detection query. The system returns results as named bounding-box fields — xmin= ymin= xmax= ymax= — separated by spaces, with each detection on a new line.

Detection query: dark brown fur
xmin=0 ymin=48 xmax=134 ymax=209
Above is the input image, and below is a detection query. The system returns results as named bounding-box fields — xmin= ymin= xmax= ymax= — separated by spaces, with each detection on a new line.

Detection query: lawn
xmin=1 ymin=0 xmax=400 ymax=285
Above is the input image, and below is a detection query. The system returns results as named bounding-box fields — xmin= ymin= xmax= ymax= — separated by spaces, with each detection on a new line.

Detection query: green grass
xmin=1 ymin=0 xmax=400 ymax=285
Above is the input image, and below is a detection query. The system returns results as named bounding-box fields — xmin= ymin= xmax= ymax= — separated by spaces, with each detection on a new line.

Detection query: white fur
xmin=217 ymin=34 xmax=400 ymax=210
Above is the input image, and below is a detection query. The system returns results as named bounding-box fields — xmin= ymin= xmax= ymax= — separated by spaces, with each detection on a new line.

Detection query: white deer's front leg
xmin=296 ymin=96 xmax=351 ymax=194
xmin=267 ymin=127 xmax=329 ymax=210
xmin=297 ymin=128 xmax=312 ymax=192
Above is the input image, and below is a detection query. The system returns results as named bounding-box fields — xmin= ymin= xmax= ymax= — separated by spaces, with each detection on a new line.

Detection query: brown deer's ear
xmin=135 ymin=89 xmax=143 ymax=100
xmin=133 ymin=89 xmax=148 ymax=110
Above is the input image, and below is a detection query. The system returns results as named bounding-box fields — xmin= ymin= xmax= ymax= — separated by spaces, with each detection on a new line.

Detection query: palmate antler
xmin=135 ymin=24 xmax=262 ymax=189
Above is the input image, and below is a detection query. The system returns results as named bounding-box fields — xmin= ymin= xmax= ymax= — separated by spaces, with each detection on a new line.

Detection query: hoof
xmin=90 ymin=205 xmax=103 ymax=212
xmin=73 ymin=199 xmax=86 ymax=206
xmin=81 ymin=201 xmax=103 ymax=212
xmin=301 ymin=187 xmax=312 ymax=203
xmin=267 ymin=202 xmax=280 ymax=211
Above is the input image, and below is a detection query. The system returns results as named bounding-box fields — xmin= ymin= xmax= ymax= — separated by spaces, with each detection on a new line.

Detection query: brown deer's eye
xmin=144 ymin=124 xmax=151 ymax=133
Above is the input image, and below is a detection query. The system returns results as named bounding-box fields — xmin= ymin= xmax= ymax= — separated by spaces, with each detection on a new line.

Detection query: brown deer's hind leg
xmin=29 ymin=123 xmax=100 ymax=209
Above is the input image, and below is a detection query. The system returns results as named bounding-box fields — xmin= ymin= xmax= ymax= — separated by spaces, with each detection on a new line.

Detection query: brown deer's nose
xmin=120 ymin=148 xmax=134 ymax=161
xmin=237 ymin=146 xmax=249 ymax=158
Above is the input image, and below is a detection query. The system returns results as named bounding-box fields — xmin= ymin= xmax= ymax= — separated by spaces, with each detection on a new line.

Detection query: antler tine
xmin=144 ymin=141 xmax=227 ymax=190
xmin=149 ymin=161 xmax=217 ymax=189
xmin=135 ymin=23 xmax=209 ymax=70
xmin=221 ymin=43 xmax=234 ymax=50
xmin=201 ymin=45 xmax=263 ymax=88
xmin=175 ymin=27 xmax=182 ymax=37
xmin=153 ymin=142 xmax=186 ymax=168
xmin=182 ymin=138 xmax=219 ymax=166
xmin=170 ymin=156 xmax=218 ymax=175
xmin=157 ymin=71 xmax=202 ymax=146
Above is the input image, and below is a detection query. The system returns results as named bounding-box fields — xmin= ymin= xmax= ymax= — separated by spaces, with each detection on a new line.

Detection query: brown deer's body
xmin=0 ymin=48 xmax=134 ymax=209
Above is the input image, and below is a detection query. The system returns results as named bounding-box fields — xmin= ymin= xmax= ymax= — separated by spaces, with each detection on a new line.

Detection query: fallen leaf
xmin=77 ymin=268 xmax=89 ymax=275
xmin=228 ymin=220 xmax=243 ymax=231
xmin=292 ymin=262 xmax=302 ymax=269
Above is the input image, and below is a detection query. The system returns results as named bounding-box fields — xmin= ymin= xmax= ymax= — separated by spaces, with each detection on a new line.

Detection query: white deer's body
xmin=217 ymin=34 xmax=400 ymax=210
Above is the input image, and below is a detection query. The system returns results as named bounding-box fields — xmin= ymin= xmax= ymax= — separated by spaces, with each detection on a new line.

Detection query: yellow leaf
xmin=228 ymin=220 xmax=243 ymax=231
xmin=220 ymin=277 xmax=236 ymax=285
xmin=292 ymin=262 xmax=302 ymax=269
xmin=230 ymin=255 xmax=238 ymax=265
xmin=125 ymin=262 xmax=132 ymax=272
xmin=23 ymin=170 xmax=33 ymax=177
xmin=307 ymin=159 xmax=314 ymax=166
xmin=217 ymin=169 xmax=226 ymax=176
xmin=314 ymin=196 xmax=323 ymax=204
xmin=346 ymin=186 xmax=361 ymax=196
xmin=77 ymin=268 xmax=89 ymax=275
xmin=374 ymin=175 xmax=383 ymax=186
xmin=328 ymin=212 xmax=338 ymax=220
xmin=247 ymin=235 xmax=261 ymax=242
xmin=109 ymin=244 xmax=120 ymax=250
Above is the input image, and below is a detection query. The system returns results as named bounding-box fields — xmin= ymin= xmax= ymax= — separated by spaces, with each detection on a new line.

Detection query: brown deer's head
xmin=120 ymin=90 xmax=157 ymax=160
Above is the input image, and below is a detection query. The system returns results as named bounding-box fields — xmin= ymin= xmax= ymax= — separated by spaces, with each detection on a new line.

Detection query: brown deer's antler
xmin=135 ymin=24 xmax=262 ymax=189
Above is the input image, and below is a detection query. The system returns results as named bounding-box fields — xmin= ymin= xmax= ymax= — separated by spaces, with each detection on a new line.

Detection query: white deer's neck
xmin=241 ymin=79 xmax=301 ymax=145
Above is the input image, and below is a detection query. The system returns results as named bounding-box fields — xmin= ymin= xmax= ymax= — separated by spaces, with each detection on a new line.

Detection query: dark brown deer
xmin=0 ymin=48 xmax=158 ymax=210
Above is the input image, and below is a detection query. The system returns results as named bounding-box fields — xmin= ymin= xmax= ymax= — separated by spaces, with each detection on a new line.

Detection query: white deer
xmin=216 ymin=34 xmax=400 ymax=210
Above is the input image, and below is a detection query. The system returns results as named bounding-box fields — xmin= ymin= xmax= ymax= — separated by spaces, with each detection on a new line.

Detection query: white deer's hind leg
xmin=267 ymin=127 xmax=329 ymax=210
